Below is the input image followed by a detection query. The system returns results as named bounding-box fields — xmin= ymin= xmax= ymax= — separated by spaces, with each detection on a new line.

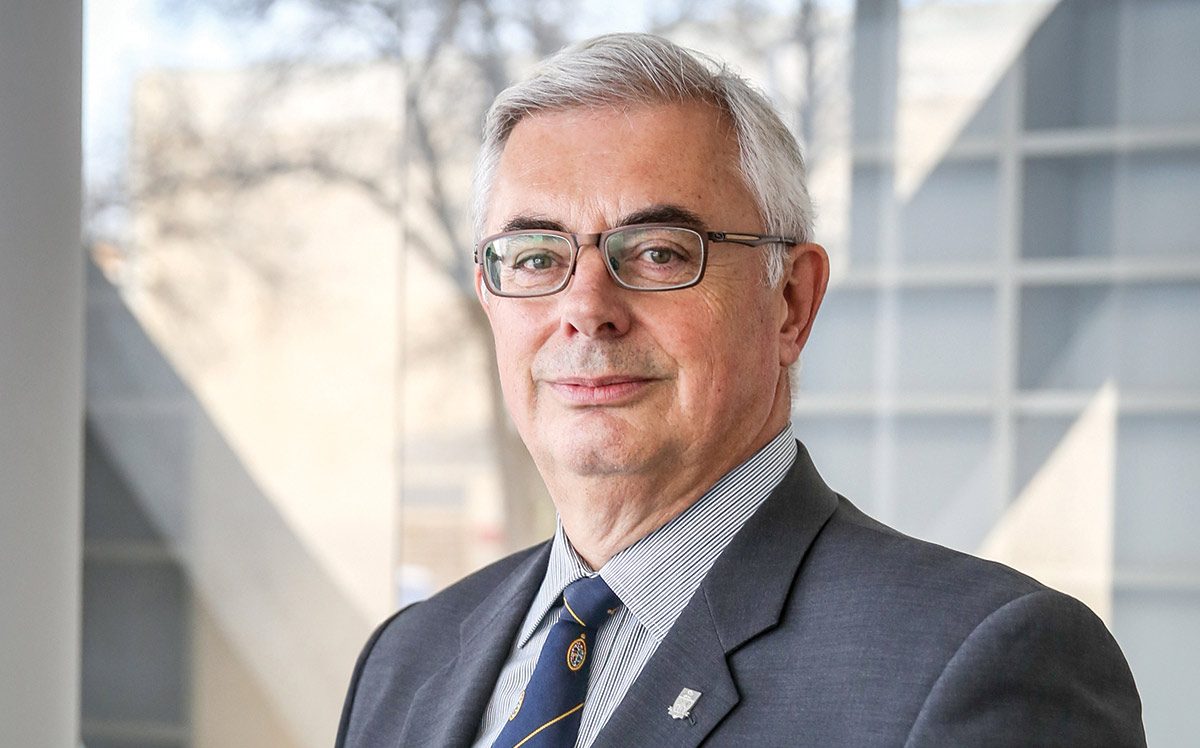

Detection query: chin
xmin=526 ymin=408 xmax=676 ymax=477
xmin=562 ymin=450 xmax=641 ymax=477
xmin=545 ymin=431 xmax=655 ymax=478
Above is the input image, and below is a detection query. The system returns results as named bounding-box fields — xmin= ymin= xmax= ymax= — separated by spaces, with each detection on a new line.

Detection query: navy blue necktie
xmin=492 ymin=575 xmax=620 ymax=748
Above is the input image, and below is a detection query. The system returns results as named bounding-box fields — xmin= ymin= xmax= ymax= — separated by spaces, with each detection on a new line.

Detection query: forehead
xmin=486 ymin=101 xmax=760 ymax=233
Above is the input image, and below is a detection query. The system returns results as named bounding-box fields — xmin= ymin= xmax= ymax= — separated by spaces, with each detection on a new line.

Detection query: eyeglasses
xmin=474 ymin=223 xmax=797 ymax=298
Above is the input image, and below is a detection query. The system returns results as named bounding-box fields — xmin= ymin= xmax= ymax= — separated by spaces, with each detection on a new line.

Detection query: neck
xmin=554 ymin=475 xmax=704 ymax=569
xmin=550 ymin=412 xmax=791 ymax=569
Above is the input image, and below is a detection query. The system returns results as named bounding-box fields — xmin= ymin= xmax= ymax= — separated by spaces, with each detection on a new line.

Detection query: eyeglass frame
xmin=472 ymin=223 xmax=799 ymax=298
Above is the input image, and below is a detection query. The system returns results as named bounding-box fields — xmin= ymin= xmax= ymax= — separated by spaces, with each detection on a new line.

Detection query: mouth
xmin=544 ymin=375 xmax=656 ymax=406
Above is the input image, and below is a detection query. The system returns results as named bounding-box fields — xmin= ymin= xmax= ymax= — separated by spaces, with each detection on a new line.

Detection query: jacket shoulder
xmin=335 ymin=543 xmax=548 ymax=747
xmin=814 ymin=496 xmax=1049 ymax=612
xmin=755 ymin=496 xmax=1143 ymax=744
xmin=904 ymin=587 xmax=1146 ymax=746
xmin=378 ymin=543 xmax=546 ymax=641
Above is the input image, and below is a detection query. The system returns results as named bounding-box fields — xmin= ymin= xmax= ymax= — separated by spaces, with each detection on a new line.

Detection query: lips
xmin=544 ymin=375 xmax=654 ymax=405
xmin=533 ymin=345 xmax=667 ymax=406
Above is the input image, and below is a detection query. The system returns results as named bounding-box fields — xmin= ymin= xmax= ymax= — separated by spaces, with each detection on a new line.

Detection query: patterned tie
xmin=492 ymin=575 xmax=621 ymax=748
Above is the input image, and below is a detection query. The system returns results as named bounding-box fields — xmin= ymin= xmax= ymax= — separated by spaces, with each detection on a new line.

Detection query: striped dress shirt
xmin=472 ymin=426 xmax=797 ymax=748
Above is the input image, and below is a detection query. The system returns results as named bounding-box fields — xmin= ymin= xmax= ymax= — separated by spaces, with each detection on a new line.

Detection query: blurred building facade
xmin=78 ymin=1 xmax=1200 ymax=746
xmin=796 ymin=7 xmax=1200 ymax=746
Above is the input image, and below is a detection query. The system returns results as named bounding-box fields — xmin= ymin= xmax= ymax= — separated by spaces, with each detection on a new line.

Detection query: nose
xmin=558 ymin=241 xmax=632 ymax=338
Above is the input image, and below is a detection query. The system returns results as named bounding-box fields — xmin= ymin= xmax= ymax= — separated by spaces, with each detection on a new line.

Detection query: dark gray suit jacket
xmin=336 ymin=444 xmax=1145 ymax=746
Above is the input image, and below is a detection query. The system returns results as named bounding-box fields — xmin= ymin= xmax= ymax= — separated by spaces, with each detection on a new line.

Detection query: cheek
xmin=719 ymin=310 xmax=779 ymax=389
xmin=670 ymin=304 xmax=773 ymax=409
xmin=493 ymin=298 xmax=553 ymax=344
xmin=489 ymin=310 xmax=544 ymax=393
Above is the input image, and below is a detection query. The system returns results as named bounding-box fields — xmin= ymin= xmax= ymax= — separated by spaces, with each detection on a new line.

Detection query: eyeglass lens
xmin=482 ymin=226 xmax=704 ymax=296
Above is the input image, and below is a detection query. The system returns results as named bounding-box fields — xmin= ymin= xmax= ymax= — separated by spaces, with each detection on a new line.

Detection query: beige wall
xmin=193 ymin=604 xmax=303 ymax=748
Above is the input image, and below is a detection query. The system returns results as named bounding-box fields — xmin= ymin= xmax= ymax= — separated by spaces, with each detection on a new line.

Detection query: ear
xmin=475 ymin=266 xmax=493 ymax=317
xmin=777 ymin=242 xmax=829 ymax=367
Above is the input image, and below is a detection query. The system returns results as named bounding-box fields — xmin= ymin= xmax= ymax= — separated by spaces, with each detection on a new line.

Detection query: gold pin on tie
xmin=566 ymin=635 xmax=587 ymax=671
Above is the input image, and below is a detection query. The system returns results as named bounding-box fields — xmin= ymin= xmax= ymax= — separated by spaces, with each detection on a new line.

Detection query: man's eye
xmin=515 ymin=253 xmax=556 ymax=270
xmin=640 ymin=246 xmax=684 ymax=264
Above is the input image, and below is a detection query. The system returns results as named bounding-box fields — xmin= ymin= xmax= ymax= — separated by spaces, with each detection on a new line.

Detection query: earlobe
xmin=778 ymin=242 xmax=829 ymax=367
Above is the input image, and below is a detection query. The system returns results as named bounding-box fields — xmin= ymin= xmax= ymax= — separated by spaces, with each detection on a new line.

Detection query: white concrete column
xmin=0 ymin=2 xmax=85 ymax=746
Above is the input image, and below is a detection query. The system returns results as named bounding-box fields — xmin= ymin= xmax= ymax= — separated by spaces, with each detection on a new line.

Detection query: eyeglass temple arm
xmin=708 ymin=232 xmax=798 ymax=247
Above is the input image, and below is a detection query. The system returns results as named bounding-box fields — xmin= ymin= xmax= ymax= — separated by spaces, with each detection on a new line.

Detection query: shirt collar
xmin=516 ymin=522 xmax=593 ymax=647
xmin=516 ymin=425 xmax=797 ymax=646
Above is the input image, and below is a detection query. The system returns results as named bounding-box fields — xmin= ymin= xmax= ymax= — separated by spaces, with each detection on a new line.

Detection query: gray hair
xmin=471 ymin=32 xmax=813 ymax=286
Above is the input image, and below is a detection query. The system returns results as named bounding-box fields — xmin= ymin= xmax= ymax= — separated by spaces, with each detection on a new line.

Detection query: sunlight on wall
xmin=895 ymin=0 xmax=1055 ymax=198
xmin=980 ymin=382 xmax=1117 ymax=622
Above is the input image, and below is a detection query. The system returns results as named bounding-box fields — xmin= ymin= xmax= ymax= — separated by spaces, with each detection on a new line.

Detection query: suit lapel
xmin=592 ymin=444 xmax=840 ymax=747
xmin=398 ymin=543 xmax=552 ymax=748
xmin=589 ymin=603 xmax=738 ymax=748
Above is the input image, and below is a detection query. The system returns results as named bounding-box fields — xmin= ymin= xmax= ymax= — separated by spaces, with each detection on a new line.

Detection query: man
xmin=337 ymin=33 xmax=1144 ymax=747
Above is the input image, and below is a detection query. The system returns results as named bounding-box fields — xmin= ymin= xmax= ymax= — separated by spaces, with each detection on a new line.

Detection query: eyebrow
xmin=501 ymin=215 xmax=568 ymax=232
xmin=617 ymin=204 xmax=706 ymax=230
xmin=498 ymin=203 xmax=707 ymax=235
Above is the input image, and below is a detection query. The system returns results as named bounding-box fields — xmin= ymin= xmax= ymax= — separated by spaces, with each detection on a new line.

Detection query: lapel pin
xmin=667 ymin=687 xmax=702 ymax=721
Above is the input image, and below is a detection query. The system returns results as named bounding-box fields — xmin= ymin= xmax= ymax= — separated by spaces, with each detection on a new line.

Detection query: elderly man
xmin=336 ymin=33 xmax=1144 ymax=747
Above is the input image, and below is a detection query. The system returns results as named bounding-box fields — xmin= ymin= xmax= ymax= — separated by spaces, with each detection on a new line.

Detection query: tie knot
xmin=559 ymin=575 xmax=620 ymax=628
